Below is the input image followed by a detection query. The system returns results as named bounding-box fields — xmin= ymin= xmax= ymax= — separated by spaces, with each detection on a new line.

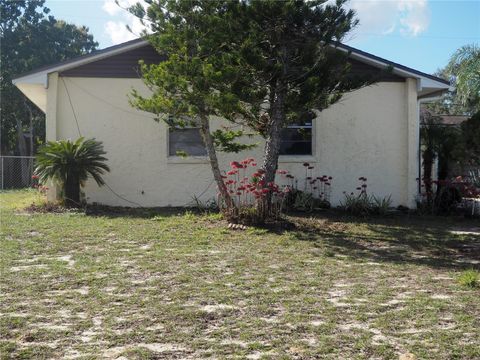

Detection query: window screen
xmin=279 ymin=121 xmax=312 ymax=155
xmin=168 ymin=128 xmax=207 ymax=156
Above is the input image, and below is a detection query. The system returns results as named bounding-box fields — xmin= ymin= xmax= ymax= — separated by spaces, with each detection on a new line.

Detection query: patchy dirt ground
xmin=1 ymin=190 xmax=479 ymax=359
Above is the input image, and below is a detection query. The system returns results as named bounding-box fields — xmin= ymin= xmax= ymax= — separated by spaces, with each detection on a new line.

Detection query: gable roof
xmin=13 ymin=37 xmax=450 ymax=112
xmin=336 ymin=43 xmax=449 ymax=86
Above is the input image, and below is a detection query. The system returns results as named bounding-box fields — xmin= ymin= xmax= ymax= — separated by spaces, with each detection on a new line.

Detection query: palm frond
xmin=35 ymin=138 xmax=110 ymax=188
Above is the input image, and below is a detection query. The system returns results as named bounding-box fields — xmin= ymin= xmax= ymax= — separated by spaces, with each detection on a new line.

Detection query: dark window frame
xmin=168 ymin=126 xmax=207 ymax=157
xmin=279 ymin=120 xmax=313 ymax=156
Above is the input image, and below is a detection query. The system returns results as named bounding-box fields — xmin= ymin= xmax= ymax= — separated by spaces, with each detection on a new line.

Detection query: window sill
xmin=278 ymin=155 xmax=316 ymax=164
xmin=167 ymin=155 xmax=316 ymax=165
xmin=167 ymin=156 xmax=209 ymax=164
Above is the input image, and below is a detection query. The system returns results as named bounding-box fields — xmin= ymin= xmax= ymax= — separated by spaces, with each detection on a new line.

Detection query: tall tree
xmin=425 ymin=44 xmax=480 ymax=116
xmin=446 ymin=44 xmax=480 ymax=113
xmin=460 ymin=111 xmax=480 ymax=167
xmin=130 ymin=0 xmax=262 ymax=210
xmin=0 ymin=0 xmax=98 ymax=155
xmin=130 ymin=0 xmax=376 ymax=220
xmin=237 ymin=0 xmax=375 ymax=196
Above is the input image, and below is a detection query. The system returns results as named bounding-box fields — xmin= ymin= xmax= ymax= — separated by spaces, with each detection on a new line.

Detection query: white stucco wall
xmin=48 ymin=74 xmax=419 ymax=208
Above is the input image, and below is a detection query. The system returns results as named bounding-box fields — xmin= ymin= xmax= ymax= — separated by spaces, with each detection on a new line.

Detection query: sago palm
xmin=35 ymin=138 xmax=110 ymax=206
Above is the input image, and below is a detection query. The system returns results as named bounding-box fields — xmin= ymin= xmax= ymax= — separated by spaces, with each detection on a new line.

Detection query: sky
xmin=45 ymin=0 xmax=480 ymax=75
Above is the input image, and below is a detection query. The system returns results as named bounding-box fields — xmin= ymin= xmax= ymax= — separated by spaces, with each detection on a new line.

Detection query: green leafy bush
xmin=340 ymin=177 xmax=392 ymax=216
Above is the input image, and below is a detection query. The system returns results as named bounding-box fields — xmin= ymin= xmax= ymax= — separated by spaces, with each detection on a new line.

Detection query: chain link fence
xmin=0 ymin=156 xmax=36 ymax=190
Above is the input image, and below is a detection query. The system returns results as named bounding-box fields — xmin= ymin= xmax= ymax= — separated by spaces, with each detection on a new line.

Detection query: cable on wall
xmin=61 ymin=77 xmax=217 ymax=209
xmin=61 ymin=77 xmax=82 ymax=137
xmin=62 ymin=77 xmax=147 ymax=207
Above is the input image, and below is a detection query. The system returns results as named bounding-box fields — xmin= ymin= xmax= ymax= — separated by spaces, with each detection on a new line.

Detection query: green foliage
xmin=460 ymin=111 xmax=480 ymax=166
xmin=129 ymin=0 xmax=376 ymax=218
xmin=35 ymin=138 xmax=110 ymax=205
xmin=129 ymin=0 xmax=376 ymax=147
xmin=0 ymin=0 xmax=97 ymax=155
xmin=212 ymin=129 xmax=256 ymax=153
xmin=372 ymin=195 xmax=393 ymax=216
xmin=458 ymin=269 xmax=479 ymax=288
xmin=425 ymin=44 xmax=480 ymax=116
xmin=420 ymin=110 xmax=463 ymax=182
xmin=293 ymin=191 xmax=314 ymax=212
xmin=129 ymin=0 xmax=260 ymax=154
xmin=340 ymin=193 xmax=392 ymax=216
xmin=340 ymin=193 xmax=373 ymax=216
xmin=446 ymin=44 xmax=480 ymax=113
xmin=237 ymin=0 xmax=379 ymax=128
xmin=35 ymin=138 xmax=109 ymax=186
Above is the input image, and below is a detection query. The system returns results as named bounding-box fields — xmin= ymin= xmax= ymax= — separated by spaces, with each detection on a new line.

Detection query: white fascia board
xmin=419 ymin=77 xmax=450 ymax=91
xmin=12 ymin=39 xmax=149 ymax=88
xmin=12 ymin=72 xmax=48 ymax=87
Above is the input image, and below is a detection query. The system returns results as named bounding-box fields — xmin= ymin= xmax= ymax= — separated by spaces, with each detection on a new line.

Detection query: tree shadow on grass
xmin=84 ymin=204 xmax=203 ymax=219
xmin=290 ymin=211 xmax=480 ymax=271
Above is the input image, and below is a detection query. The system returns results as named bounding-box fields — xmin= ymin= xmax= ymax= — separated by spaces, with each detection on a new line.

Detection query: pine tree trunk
xmin=64 ymin=174 xmax=80 ymax=207
xmin=261 ymin=82 xmax=286 ymax=217
xmin=198 ymin=114 xmax=234 ymax=212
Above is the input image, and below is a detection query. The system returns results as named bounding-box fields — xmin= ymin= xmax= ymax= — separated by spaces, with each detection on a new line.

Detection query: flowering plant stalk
xmin=218 ymin=158 xmax=290 ymax=224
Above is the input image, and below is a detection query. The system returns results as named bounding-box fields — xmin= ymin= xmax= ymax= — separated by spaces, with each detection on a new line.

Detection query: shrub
xmin=416 ymin=176 xmax=478 ymax=215
xmin=218 ymin=159 xmax=332 ymax=223
xmin=340 ymin=177 xmax=392 ymax=216
xmin=280 ymin=163 xmax=332 ymax=212
xmin=35 ymin=138 xmax=110 ymax=207
xmin=219 ymin=158 xmax=289 ymax=224
xmin=341 ymin=192 xmax=372 ymax=216
xmin=458 ymin=269 xmax=479 ymax=288
xmin=371 ymin=194 xmax=392 ymax=215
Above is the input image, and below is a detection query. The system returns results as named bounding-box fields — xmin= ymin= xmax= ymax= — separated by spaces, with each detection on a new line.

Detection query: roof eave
xmin=13 ymin=38 xmax=450 ymax=98
xmin=12 ymin=38 xmax=149 ymax=86
xmin=335 ymin=43 xmax=450 ymax=93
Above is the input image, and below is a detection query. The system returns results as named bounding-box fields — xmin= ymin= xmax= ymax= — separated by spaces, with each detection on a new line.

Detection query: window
xmin=279 ymin=120 xmax=312 ymax=156
xmin=168 ymin=127 xmax=207 ymax=156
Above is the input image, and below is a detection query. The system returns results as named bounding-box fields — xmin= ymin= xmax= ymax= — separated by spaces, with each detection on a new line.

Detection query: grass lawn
xmin=1 ymin=190 xmax=479 ymax=359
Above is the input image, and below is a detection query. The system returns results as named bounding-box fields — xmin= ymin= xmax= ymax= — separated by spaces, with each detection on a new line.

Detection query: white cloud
xmin=102 ymin=0 xmax=150 ymax=45
xmin=398 ymin=0 xmax=430 ymax=36
xmin=348 ymin=0 xmax=430 ymax=39
xmin=102 ymin=0 xmax=431 ymax=46
xmin=102 ymin=0 xmax=122 ymax=16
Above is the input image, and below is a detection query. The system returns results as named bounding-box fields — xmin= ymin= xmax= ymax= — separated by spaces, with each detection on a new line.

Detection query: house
xmin=13 ymin=38 xmax=450 ymax=208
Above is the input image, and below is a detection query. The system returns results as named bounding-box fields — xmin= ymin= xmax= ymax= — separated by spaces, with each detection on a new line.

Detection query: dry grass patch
xmin=1 ymin=190 xmax=479 ymax=359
